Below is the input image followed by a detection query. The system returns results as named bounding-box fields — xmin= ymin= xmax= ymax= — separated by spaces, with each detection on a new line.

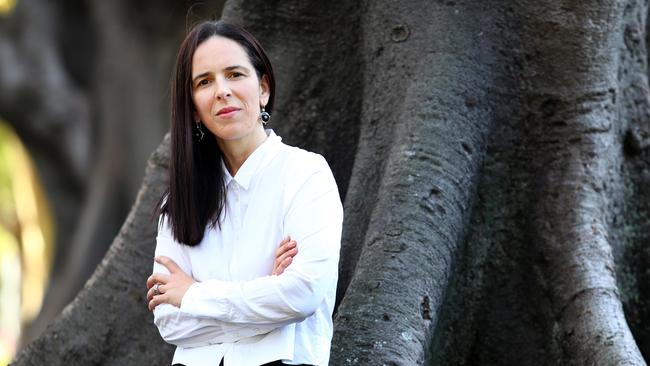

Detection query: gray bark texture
xmin=4 ymin=0 xmax=650 ymax=365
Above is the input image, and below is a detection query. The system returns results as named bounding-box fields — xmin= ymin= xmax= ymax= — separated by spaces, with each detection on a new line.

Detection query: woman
xmin=145 ymin=21 xmax=343 ymax=366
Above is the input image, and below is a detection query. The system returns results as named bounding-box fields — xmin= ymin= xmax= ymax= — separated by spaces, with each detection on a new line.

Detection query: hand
xmin=272 ymin=236 xmax=298 ymax=276
xmin=146 ymin=256 xmax=196 ymax=311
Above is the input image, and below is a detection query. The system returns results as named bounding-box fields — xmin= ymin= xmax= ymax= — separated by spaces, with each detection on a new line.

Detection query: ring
xmin=153 ymin=283 xmax=160 ymax=295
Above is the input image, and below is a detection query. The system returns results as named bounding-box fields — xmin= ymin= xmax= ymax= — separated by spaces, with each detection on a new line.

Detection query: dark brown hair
xmin=158 ymin=21 xmax=276 ymax=246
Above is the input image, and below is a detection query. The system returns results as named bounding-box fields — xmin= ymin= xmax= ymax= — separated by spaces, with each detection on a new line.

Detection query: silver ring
xmin=153 ymin=283 xmax=160 ymax=296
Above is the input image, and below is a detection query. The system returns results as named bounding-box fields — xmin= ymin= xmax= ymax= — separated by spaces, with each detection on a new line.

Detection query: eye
xmin=197 ymin=79 xmax=210 ymax=87
xmin=228 ymin=71 xmax=245 ymax=79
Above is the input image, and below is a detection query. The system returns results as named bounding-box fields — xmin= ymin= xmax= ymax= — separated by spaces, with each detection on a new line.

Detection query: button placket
xmin=232 ymin=183 xmax=242 ymax=241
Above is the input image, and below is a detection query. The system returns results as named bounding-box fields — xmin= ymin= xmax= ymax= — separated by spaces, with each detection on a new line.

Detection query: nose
xmin=214 ymin=82 xmax=232 ymax=100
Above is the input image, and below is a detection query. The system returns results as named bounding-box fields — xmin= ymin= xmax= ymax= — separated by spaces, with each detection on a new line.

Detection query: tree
xmin=5 ymin=0 xmax=650 ymax=365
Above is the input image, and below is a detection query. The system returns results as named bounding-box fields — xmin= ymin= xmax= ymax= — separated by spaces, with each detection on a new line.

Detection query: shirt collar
xmin=221 ymin=129 xmax=282 ymax=190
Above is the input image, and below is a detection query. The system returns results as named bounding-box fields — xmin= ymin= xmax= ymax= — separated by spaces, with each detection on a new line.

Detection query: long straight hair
xmin=157 ymin=21 xmax=276 ymax=246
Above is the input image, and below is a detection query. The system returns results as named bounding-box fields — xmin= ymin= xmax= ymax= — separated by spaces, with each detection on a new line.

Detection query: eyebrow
xmin=192 ymin=65 xmax=251 ymax=83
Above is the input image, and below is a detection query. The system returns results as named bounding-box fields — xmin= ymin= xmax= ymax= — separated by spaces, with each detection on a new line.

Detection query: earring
xmin=194 ymin=120 xmax=205 ymax=141
xmin=260 ymin=107 xmax=271 ymax=125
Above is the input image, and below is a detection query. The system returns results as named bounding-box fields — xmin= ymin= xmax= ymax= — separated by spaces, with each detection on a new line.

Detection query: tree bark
xmin=330 ymin=0 xmax=501 ymax=363
xmin=432 ymin=1 xmax=648 ymax=365
xmin=6 ymin=0 xmax=650 ymax=365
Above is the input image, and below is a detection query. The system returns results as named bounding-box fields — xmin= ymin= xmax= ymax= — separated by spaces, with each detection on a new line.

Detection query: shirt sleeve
xmin=179 ymin=155 xmax=343 ymax=325
xmin=152 ymin=216 xmax=279 ymax=347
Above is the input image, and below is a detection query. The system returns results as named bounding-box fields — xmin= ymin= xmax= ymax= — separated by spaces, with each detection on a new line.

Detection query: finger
xmin=273 ymin=248 xmax=297 ymax=275
xmin=149 ymin=298 xmax=159 ymax=311
xmin=280 ymin=256 xmax=293 ymax=271
xmin=149 ymin=294 xmax=165 ymax=311
xmin=274 ymin=256 xmax=294 ymax=276
xmin=275 ymin=246 xmax=298 ymax=267
xmin=148 ymin=273 xmax=170 ymax=288
xmin=147 ymin=273 xmax=157 ymax=289
xmin=275 ymin=246 xmax=298 ymax=268
xmin=147 ymin=280 xmax=166 ymax=300
xmin=275 ymin=240 xmax=297 ymax=260
xmin=274 ymin=237 xmax=292 ymax=257
xmin=147 ymin=288 xmax=158 ymax=302
xmin=155 ymin=256 xmax=182 ymax=274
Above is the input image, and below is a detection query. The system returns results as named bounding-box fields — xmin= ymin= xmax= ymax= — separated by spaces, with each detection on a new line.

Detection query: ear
xmin=259 ymin=74 xmax=270 ymax=107
xmin=193 ymin=111 xmax=199 ymax=123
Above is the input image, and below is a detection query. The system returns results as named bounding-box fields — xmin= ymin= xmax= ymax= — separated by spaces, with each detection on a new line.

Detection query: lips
xmin=217 ymin=106 xmax=241 ymax=115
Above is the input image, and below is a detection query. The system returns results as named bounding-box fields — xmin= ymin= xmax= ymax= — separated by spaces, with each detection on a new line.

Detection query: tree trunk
xmin=6 ymin=0 xmax=650 ymax=365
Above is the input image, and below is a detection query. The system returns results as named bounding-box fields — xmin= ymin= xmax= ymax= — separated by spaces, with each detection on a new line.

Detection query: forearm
xmin=153 ymin=303 xmax=279 ymax=347
xmin=182 ymin=271 xmax=329 ymax=325
xmin=152 ymin=155 xmax=343 ymax=340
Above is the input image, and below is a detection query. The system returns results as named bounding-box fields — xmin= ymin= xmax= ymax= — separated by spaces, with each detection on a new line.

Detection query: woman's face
xmin=191 ymin=36 xmax=269 ymax=143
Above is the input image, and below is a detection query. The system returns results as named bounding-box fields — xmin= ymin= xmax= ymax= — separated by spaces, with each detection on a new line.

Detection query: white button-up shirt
xmin=152 ymin=130 xmax=343 ymax=366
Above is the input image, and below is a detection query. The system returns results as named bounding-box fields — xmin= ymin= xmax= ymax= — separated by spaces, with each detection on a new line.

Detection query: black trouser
xmin=173 ymin=360 xmax=312 ymax=366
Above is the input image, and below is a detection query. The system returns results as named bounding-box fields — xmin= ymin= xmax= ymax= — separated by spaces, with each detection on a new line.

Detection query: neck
xmin=218 ymin=126 xmax=268 ymax=177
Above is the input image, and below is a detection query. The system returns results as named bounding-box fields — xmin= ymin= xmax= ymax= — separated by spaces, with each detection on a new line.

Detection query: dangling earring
xmin=194 ymin=120 xmax=205 ymax=141
xmin=260 ymin=106 xmax=271 ymax=125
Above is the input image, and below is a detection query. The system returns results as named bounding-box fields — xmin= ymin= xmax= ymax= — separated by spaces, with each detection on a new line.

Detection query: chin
xmin=214 ymin=129 xmax=252 ymax=142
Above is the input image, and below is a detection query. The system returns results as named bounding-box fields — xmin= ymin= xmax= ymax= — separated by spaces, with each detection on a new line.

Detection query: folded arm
xmin=150 ymin=157 xmax=342 ymax=346
xmin=178 ymin=163 xmax=342 ymax=325
xmin=150 ymin=222 xmax=298 ymax=347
